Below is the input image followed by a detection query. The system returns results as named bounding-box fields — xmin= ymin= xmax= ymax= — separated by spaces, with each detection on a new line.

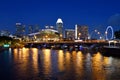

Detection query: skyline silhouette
xmin=0 ymin=0 xmax=120 ymax=33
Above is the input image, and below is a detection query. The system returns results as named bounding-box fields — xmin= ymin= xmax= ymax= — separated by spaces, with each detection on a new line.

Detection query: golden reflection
xmin=77 ymin=51 xmax=83 ymax=67
xmin=13 ymin=48 xmax=18 ymax=54
xmin=76 ymin=51 xmax=84 ymax=76
xmin=19 ymin=49 xmax=23 ymax=59
xmin=58 ymin=50 xmax=65 ymax=72
xmin=13 ymin=48 xmax=29 ymax=62
xmin=72 ymin=51 xmax=77 ymax=76
xmin=13 ymin=48 xmax=40 ymax=75
xmin=31 ymin=48 xmax=39 ymax=74
xmin=72 ymin=51 xmax=77 ymax=67
xmin=21 ymin=48 xmax=29 ymax=60
xmin=13 ymin=48 xmax=23 ymax=60
xmin=13 ymin=49 xmax=17 ymax=61
xmin=65 ymin=51 xmax=71 ymax=71
xmin=103 ymin=57 xmax=110 ymax=66
xmin=92 ymin=52 xmax=105 ymax=80
xmin=72 ymin=51 xmax=77 ymax=61
xmin=65 ymin=51 xmax=71 ymax=64
xmin=93 ymin=52 xmax=102 ymax=61
xmin=13 ymin=48 xmax=30 ymax=76
xmin=42 ymin=49 xmax=51 ymax=75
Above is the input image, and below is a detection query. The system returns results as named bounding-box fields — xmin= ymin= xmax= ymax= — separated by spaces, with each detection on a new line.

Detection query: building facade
xmin=16 ymin=23 xmax=25 ymax=37
xmin=34 ymin=24 xmax=39 ymax=32
xmin=75 ymin=24 xmax=88 ymax=40
xmin=56 ymin=18 xmax=63 ymax=38
xmin=0 ymin=30 xmax=10 ymax=36
xmin=28 ymin=25 xmax=34 ymax=34
xmin=65 ymin=29 xmax=75 ymax=40
xmin=28 ymin=28 xmax=59 ymax=42
xmin=28 ymin=24 xmax=39 ymax=34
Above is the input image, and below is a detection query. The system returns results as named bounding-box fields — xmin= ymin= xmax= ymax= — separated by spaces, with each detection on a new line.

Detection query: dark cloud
xmin=108 ymin=14 xmax=120 ymax=26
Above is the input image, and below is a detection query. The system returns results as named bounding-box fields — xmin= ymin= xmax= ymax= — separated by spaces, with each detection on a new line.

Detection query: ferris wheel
xmin=105 ymin=26 xmax=114 ymax=40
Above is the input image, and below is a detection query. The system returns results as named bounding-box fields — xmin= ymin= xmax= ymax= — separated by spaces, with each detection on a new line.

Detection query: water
xmin=0 ymin=48 xmax=120 ymax=80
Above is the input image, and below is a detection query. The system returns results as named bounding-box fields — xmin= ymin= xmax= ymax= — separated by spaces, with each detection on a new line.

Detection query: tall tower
xmin=16 ymin=23 xmax=25 ymax=37
xmin=75 ymin=24 xmax=78 ymax=39
xmin=56 ymin=18 xmax=63 ymax=37
xmin=28 ymin=25 xmax=33 ymax=34
xmin=34 ymin=24 xmax=39 ymax=32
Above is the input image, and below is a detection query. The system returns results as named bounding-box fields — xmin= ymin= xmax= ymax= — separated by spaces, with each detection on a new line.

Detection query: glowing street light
xmin=100 ymin=36 xmax=102 ymax=39
xmin=97 ymin=32 xmax=100 ymax=35
xmin=95 ymin=29 xmax=97 ymax=32
xmin=105 ymin=31 xmax=107 ymax=34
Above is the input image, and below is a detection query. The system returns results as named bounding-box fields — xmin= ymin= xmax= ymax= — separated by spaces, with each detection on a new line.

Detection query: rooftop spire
xmin=56 ymin=18 xmax=63 ymax=24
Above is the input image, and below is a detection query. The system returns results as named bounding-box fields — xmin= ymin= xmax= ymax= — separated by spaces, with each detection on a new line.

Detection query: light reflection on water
xmin=42 ymin=49 xmax=51 ymax=78
xmin=92 ymin=52 xmax=105 ymax=80
xmin=58 ymin=50 xmax=64 ymax=72
xmin=0 ymin=48 xmax=120 ymax=80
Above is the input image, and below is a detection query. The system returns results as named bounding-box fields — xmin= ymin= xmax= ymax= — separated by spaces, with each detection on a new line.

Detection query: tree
xmin=114 ymin=30 xmax=120 ymax=39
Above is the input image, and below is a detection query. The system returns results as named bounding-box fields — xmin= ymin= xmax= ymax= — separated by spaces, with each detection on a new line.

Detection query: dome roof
xmin=56 ymin=18 xmax=63 ymax=24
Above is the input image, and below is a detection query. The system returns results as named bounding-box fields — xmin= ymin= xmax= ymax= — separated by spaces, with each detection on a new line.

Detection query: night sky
xmin=0 ymin=0 xmax=120 ymax=34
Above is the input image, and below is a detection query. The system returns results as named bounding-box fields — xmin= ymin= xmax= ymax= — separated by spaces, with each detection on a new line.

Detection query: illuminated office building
xmin=56 ymin=18 xmax=63 ymax=37
xmin=45 ymin=25 xmax=54 ymax=29
xmin=28 ymin=28 xmax=59 ymax=42
xmin=28 ymin=25 xmax=34 ymax=34
xmin=28 ymin=24 xmax=39 ymax=34
xmin=75 ymin=24 xmax=88 ymax=40
xmin=34 ymin=24 xmax=39 ymax=32
xmin=65 ymin=29 xmax=75 ymax=40
xmin=0 ymin=30 xmax=10 ymax=36
xmin=16 ymin=23 xmax=25 ymax=37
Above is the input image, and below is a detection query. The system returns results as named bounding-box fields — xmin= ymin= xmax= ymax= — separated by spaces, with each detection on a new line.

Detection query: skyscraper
xmin=16 ymin=23 xmax=25 ymax=37
xmin=28 ymin=25 xmax=34 ymax=34
xmin=75 ymin=24 xmax=88 ymax=40
xmin=34 ymin=24 xmax=39 ymax=32
xmin=0 ymin=30 xmax=10 ymax=36
xmin=65 ymin=29 xmax=75 ymax=40
xmin=56 ymin=18 xmax=63 ymax=37
xmin=28 ymin=24 xmax=40 ymax=34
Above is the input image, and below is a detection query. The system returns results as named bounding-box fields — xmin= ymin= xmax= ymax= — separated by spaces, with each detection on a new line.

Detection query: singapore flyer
xmin=105 ymin=26 xmax=114 ymax=40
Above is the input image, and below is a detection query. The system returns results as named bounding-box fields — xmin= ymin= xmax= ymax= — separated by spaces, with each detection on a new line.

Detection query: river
xmin=0 ymin=48 xmax=120 ymax=80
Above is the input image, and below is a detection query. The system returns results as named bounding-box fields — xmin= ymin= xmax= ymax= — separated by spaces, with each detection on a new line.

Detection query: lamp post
xmin=97 ymin=32 xmax=101 ymax=40
xmin=95 ymin=29 xmax=97 ymax=32
xmin=97 ymin=32 xmax=100 ymax=35
xmin=100 ymin=36 xmax=102 ymax=40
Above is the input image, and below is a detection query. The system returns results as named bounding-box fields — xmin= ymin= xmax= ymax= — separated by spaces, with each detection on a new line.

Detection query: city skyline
xmin=0 ymin=0 xmax=120 ymax=33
